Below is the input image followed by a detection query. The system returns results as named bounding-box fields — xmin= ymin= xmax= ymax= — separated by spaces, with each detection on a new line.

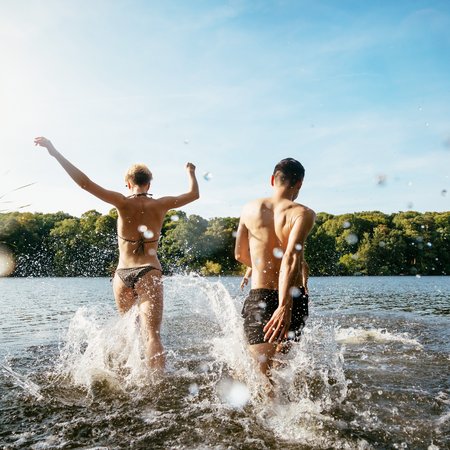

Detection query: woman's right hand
xmin=34 ymin=137 xmax=57 ymax=156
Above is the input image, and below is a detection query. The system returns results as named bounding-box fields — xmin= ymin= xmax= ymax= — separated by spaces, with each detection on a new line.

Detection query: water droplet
xmin=188 ymin=383 xmax=199 ymax=396
xmin=376 ymin=174 xmax=387 ymax=186
xmin=138 ymin=225 xmax=147 ymax=232
xmin=295 ymin=243 xmax=302 ymax=251
xmin=257 ymin=354 xmax=267 ymax=363
xmin=342 ymin=221 xmax=351 ymax=229
xmin=199 ymin=362 xmax=209 ymax=373
xmin=418 ymin=106 xmax=422 ymax=111
xmin=258 ymin=302 xmax=267 ymax=309
xmin=345 ymin=233 xmax=358 ymax=245
xmin=441 ymin=189 xmax=447 ymax=196
xmin=171 ymin=215 xmax=179 ymax=222
xmin=273 ymin=247 xmax=284 ymax=258
xmin=143 ymin=229 xmax=154 ymax=239
xmin=290 ymin=287 xmax=301 ymax=298
xmin=425 ymin=122 xmax=430 ymax=127
xmin=148 ymin=249 xmax=157 ymax=256
xmin=287 ymin=331 xmax=296 ymax=339
xmin=427 ymin=242 xmax=432 ymax=247
xmin=378 ymin=390 xmax=383 ymax=395
xmin=184 ymin=139 xmax=189 ymax=144
xmin=379 ymin=241 xmax=386 ymax=248
xmin=203 ymin=172 xmax=213 ymax=181
xmin=416 ymin=274 xmax=421 ymax=278
xmin=407 ymin=181 xmax=413 ymax=187
xmin=0 ymin=244 xmax=15 ymax=277
xmin=232 ymin=231 xmax=237 ymax=238
xmin=218 ymin=379 xmax=250 ymax=409
xmin=407 ymin=202 xmax=414 ymax=209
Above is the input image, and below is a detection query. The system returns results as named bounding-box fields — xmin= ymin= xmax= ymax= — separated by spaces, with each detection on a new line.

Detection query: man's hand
xmin=263 ymin=304 xmax=292 ymax=343
xmin=185 ymin=162 xmax=196 ymax=174
xmin=34 ymin=137 xmax=57 ymax=156
xmin=240 ymin=276 xmax=249 ymax=290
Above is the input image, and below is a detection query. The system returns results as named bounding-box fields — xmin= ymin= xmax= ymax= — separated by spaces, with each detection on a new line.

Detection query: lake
xmin=0 ymin=275 xmax=449 ymax=449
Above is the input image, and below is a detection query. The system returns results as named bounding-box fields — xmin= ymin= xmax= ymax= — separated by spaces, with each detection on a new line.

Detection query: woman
xmin=34 ymin=137 xmax=199 ymax=371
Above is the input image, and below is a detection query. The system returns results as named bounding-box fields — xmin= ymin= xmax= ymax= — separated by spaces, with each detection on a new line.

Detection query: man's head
xmin=272 ymin=158 xmax=305 ymax=199
xmin=125 ymin=163 xmax=153 ymax=188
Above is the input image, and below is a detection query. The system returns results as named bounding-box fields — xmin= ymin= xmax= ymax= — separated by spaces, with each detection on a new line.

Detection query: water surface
xmin=0 ymin=276 xmax=449 ymax=449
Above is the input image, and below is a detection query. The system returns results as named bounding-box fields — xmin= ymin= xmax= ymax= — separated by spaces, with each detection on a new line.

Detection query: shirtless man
xmin=34 ymin=137 xmax=199 ymax=371
xmin=235 ymin=158 xmax=315 ymax=378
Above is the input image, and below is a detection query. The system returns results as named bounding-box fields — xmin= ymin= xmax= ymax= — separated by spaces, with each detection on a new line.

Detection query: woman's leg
xmin=113 ymin=273 xmax=136 ymax=314
xmin=135 ymin=271 xmax=165 ymax=371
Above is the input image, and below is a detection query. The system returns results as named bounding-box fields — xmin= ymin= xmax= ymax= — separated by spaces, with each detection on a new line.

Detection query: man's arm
xmin=235 ymin=217 xmax=252 ymax=267
xmin=158 ymin=163 xmax=199 ymax=210
xmin=302 ymin=260 xmax=310 ymax=293
xmin=263 ymin=209 xmax=316 ymax=343
xmin=34 ymin=137 xmax=125 ymax=207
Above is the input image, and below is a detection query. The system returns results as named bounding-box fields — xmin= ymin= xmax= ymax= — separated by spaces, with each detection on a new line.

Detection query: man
xmin=34 ymin=137 xmax=199 ymax=371
xmin=235 ymin=158 xmax=315 ymax=378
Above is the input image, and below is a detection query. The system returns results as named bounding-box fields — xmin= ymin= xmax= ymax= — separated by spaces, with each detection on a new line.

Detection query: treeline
xmin=0 ymin=209 xmax=448 ymax=277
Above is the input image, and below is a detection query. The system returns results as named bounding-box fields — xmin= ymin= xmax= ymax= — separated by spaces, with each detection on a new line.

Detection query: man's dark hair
xmin=273 ymin=158 xmax=305 ymax=187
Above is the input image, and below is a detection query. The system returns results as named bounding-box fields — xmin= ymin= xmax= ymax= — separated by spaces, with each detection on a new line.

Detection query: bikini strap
xmin=118 ymin=235 xmax=160 ymax=255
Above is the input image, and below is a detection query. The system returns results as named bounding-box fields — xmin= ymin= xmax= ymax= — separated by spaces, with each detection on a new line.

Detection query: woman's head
xmin=125 ymin=164 xmax=152 ymax=187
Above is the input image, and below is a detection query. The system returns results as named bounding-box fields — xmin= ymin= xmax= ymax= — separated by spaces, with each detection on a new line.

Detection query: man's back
xmin=241 ymin=197 xmax=313 ymax=290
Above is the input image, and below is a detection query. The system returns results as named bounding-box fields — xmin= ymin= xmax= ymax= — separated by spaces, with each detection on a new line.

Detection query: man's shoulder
xmin=241 ymin=197 xmax=270 ymax=212
xmin=289 ymin=203 xmax=316 ymax=222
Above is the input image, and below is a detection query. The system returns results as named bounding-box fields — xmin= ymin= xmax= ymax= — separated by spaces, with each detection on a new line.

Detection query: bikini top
xmin=118 ymin=192 xmax=159 ymax=255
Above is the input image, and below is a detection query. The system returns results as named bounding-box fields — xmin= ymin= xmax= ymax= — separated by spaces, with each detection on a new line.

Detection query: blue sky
xmin=1 ymin=0 xmax=449 ymax=218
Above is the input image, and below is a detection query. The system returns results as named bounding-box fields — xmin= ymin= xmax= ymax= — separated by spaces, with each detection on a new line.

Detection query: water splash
xmin=51 ymin=276 xmax=352 ymax=447
xmin=55 ymin=305 xmax=150 ymax=392
xmin=1 ymin=362 xmax=43 ymax=400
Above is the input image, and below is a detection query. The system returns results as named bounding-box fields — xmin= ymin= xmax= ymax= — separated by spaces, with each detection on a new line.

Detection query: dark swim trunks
xmin=241 ymin=287 xmax=309 ymax=345
xmin=116 ymin=265 xmax=162 ymax=289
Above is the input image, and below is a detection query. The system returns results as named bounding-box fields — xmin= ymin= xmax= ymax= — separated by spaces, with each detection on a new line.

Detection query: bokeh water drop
xmin=273 ymin=247 xmax=284 ymax=259
xmin=0 ymin=244 xmax=15 ymax=277
xmin=143 ymin=229 xmax=154 ymax=239
xmin=218 ymin=378 xmax=250 ymax=409
xmin=188 ymin=383 xmax=199 ymax=396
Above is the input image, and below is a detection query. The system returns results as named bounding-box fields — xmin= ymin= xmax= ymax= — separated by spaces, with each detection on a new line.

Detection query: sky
xmin=0 ymin=0 xmax=449 ymax=219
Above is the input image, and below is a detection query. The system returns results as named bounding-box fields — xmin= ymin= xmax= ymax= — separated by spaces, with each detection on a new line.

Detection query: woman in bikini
xmin=34 ymin=137 xmax=199 ymax=371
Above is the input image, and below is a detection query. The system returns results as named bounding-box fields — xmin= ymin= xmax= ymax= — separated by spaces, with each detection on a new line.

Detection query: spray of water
xmin=53 ymin=275 xmax=359 ymax=447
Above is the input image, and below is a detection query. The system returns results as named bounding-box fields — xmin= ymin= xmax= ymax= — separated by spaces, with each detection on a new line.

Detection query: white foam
xmin=335 ymin=327 xmax=423 ymax=348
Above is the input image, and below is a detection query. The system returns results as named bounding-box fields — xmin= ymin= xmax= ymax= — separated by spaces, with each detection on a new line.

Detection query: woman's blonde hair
xmin=124 ymin=164 xmax=153 ymax=186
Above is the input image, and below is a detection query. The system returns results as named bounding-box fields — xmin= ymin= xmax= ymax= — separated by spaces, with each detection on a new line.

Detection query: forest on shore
xmin=0 ymin=209 xmax=448 ymax=277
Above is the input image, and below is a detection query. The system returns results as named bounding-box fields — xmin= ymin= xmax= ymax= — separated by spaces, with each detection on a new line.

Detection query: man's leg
xmin=113 ymin=274 xmax=136 ymax=314
xmin=248 ymin=342 xmax=277 ymax=377
xmin=135 ymin=271 xmax=165 ymax=371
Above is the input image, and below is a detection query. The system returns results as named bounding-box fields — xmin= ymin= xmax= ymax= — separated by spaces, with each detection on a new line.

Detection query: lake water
xmin=0 ymin=275 xmax=449 ymax=449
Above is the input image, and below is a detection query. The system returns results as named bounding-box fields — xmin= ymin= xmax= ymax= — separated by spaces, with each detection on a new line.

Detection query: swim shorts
xmin=241 ymin=288 xmax=308 ymax=345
